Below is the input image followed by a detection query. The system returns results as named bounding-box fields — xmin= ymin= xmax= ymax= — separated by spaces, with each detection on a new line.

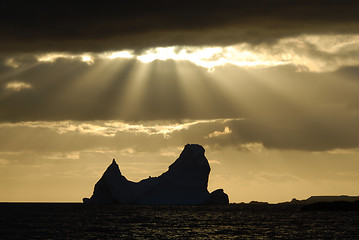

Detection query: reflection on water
xmin=1 ymin=203 xmax=359 ymax=239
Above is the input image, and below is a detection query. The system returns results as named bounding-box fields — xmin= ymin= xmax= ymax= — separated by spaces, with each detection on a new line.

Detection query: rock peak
xmin=180 ymin=144 xmax=205 ymax=158
xmin=184 ymin=143 xmax=205 ymax=152
xmin=105 ymin=158 xmax=120 ymax=174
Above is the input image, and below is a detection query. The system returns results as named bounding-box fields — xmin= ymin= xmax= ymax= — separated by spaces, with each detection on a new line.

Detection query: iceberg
xmin=83 ymin=144 xmax=229 ymax=205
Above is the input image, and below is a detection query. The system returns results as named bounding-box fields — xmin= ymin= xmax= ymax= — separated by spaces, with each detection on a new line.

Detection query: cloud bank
xmin=1 ymin=1 xmax=359 ymax=53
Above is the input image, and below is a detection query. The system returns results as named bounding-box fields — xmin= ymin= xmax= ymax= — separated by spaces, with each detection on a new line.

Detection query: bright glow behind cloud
xmin=0 ymin=119 xmax=242 ymax=137
xmin=37 ymin=53 xmax=95 ymax=64
xmin=5 ymin=81 xmax=32 ymax=91
xmin=136 ymin=46 xmax=287 ymax=70
xmin=134 ymin=34 xmax=359 ymax=71
xmin=100 ymin=50 xmax=135 ymax=59
xmin=32 ymin=34 xmax=359 ymax=72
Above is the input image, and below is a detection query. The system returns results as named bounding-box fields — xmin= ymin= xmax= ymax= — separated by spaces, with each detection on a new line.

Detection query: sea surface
xmin=1 ymin=203 xmax=359 ymax=239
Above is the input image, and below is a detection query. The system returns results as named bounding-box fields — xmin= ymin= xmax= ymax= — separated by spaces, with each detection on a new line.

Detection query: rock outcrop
xmin=203 ymin=189 xmax=229 ymax=205
xmin=83 ymin=144 xmax=229 ymax=205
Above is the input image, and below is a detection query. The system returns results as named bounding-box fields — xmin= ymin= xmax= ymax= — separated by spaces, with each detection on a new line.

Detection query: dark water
xmin=1 ymin=203 xmax=359 ymax=239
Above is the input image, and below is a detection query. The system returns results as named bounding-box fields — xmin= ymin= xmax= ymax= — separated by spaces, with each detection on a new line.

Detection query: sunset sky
xmin=1 ymin=0 xmax=359 ymax=203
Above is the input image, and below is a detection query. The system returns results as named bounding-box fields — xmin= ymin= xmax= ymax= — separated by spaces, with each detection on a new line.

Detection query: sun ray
xmin=90 ymin=59 xmax=138 ymax=119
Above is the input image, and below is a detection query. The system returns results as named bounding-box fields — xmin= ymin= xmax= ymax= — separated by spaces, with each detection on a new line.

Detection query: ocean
xmin=1 ymin=203 xmax=359 ymax=239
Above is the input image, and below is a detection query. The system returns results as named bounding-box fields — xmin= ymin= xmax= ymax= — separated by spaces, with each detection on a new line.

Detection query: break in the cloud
xmin=1 ymin=1 xmax=359 ymax=53
xmin=12 ymin=34 xmax=359 ymax=72
xmin=207 ymin=126 xmax=232 ymax=138
xmin=0 ymin=119 xmax=235 ymax=138
xmin=5 ymin=81 xmax=32 ymax=91
xmin=0 ymin=118 xmax=239 ymax=153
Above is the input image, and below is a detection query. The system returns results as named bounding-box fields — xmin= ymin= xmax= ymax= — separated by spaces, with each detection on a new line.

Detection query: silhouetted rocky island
xmin=301 ymin=200 xmax=359 ymax=211
xmin=83 ymin=144 xmax=229 ymax=205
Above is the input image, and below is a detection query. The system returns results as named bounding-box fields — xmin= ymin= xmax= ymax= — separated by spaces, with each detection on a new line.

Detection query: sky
xmin=1 ymin=0 xmax=359 ymax=203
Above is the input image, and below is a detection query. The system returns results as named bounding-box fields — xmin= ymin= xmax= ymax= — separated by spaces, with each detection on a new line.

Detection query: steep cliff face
xmin=83 ymin=144 xmax=229 ymax=205
xmin=84 ymin=159 xmax=137 ymax=204
xmin=204 ymin=189 xmax=230 ymax=205
xmin=136 ymin=144 xmax=211 ymax=204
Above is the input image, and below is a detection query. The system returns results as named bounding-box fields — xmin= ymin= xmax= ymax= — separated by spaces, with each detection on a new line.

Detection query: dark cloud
xmin=226 ymin=117 xmax=359 ymax=151
xmin=1 ymin=111 xmax=359 ymax=154
xmin=1 ymin=0 xmax=359 ymax=53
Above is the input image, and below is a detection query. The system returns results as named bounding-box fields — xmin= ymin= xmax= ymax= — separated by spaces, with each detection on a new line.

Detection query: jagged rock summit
xmin=83 ymin=144 xmax=229 ymax=205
